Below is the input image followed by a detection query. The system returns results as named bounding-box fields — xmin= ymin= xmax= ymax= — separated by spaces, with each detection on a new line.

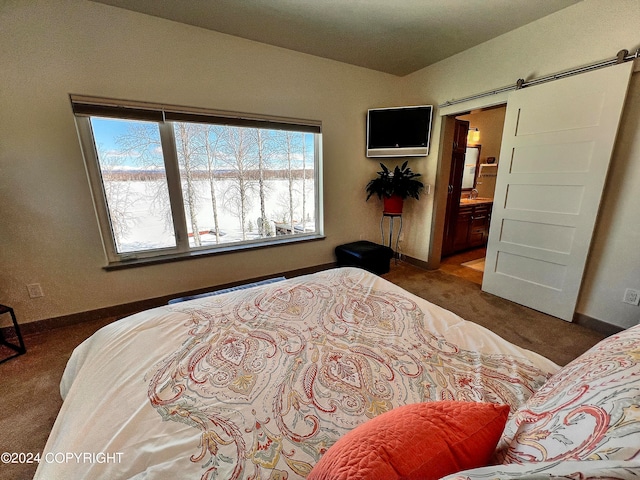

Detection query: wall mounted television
xmin=366 ymin=105 xmax=433 ymax=157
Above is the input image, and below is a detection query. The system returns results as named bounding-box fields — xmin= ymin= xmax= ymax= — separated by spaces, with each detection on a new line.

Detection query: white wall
xmin=0 ymin=0 xmax=399 ymax=325
xmin=456 ymin=107 xmax=506 ymax=198
xmin=399 ymin=0 xmax=640 ymax=329
xmin=579 ymin=75 xmax=640 ymax=329
xmin=456 ymin=107 xmax=506 ymax=167
xmin=2 ymin=0 xmax=638 ymax=330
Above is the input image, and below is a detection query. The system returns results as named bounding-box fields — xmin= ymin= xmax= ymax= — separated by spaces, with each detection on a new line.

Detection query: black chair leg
xmin=0 ymin=305 xmax=27 ymax=364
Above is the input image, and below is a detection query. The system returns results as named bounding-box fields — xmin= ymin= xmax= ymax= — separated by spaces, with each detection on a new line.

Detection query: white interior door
xmin=482 ymin=62 xmax=633 ymax=321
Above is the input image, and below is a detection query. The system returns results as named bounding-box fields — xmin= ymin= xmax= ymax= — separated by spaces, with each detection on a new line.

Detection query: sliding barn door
xmin=482 ymin=62 xmax=633 ymax=321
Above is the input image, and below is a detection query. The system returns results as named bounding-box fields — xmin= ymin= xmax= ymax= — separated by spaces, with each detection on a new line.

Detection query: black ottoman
xmin=335 ymin=241 xmax=394 ymax=275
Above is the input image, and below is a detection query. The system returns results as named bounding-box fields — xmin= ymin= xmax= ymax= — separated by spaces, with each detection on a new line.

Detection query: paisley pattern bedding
xmin=36 ymin=268 xmax=558 ymax=480
xmin=496 ymin=324 xmax=640 ymax=465
xmin=441 ymin=460 xmax=640 ymax=479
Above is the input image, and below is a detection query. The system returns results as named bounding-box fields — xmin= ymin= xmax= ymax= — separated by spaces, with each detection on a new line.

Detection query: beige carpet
xmin=0 ymin=316 xmax=118 ymax=480
xmin=0 ymin=262 xmax=607 ymax=480
xmin=382 ymin=262 xmax=605 ymax=367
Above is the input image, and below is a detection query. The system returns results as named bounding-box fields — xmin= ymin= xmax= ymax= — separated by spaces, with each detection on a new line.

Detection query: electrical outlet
xmin=623 ymin=288 xmax=640 ymax=306
xmin=27 ymin=283 xmax=44 ymax=298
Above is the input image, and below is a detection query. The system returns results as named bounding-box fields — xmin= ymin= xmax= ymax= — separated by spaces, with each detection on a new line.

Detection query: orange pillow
xmin=308 ymin=401 xmax=509 ymax=480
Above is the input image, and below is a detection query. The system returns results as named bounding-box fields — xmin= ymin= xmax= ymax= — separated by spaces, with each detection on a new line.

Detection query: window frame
xmin=72 ymin=95 xmax=324 ymax=268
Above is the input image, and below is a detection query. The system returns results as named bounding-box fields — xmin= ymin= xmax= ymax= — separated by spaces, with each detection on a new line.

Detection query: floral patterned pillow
xmin=441 ymin=460 xmax=640 ymax=479
xmin=496 ymin=324 xmax=640 ymax=464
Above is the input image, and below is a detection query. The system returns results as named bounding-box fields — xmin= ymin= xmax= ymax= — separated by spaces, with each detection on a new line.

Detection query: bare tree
xmin=116 ymin=122 xmax=176 ymax=242
xmin=276 ymin=130 xmax=300 ymax=234
xmin=110 ymin=120 xmax=314 ymax=248
xmin=118 ymin=121 xmax=206 ymax=247
xmin=220 ymin=126 xmax=258 ymax=240
xmin=201 ymin=125 xmax=224 ymax=243
xmin=174 ymin=122 xmax=203 ymax=246
xmin=252 ymin=128 xmax=275 ymax=236
xmin=95 ymin=144 xmax=138 ymax=249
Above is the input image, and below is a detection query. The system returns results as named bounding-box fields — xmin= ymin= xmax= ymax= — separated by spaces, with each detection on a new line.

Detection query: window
xmin=72 ymin=96 xmax=323 ymax=266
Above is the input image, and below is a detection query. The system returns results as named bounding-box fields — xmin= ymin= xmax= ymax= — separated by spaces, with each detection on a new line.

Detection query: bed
xmin=34 ymin=268 xmax=640 ymax=479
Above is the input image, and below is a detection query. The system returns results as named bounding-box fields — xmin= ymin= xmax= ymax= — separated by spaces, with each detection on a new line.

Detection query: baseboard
xmin=4 ymin=262 xmax=336 ymax=338
xmin=573 ymin=312 xmax=624 ymax=336
xmin=10 ymin=262 xmax=620 ymax=341
xmin=400 ymin=254 xmax=434 ymax=270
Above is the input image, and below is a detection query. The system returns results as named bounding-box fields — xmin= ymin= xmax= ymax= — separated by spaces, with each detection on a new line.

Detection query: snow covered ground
xmin=107 ymin=178 xmax=316 ymax=253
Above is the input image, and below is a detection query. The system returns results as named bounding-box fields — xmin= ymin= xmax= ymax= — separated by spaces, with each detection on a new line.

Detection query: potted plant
xmin=365 ymin=161 xmax=424 ymax=214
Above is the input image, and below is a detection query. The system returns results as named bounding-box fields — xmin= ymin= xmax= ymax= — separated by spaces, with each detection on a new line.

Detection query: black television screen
xmin=367 ymin=105 xmax=433 ymax=157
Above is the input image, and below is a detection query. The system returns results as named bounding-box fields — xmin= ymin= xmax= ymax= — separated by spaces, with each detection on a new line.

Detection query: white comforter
xmin=35 ymin=268 xmax=559 ymax=480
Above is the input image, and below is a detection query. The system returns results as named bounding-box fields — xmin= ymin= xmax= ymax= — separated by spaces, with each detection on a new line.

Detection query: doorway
xmin=439 ymin=248 xmax=486 ymax=285
xmin=439 ymin=105 xmax=507 ymax=283
xmin=430 ymin=61 xmax=632 ymax=321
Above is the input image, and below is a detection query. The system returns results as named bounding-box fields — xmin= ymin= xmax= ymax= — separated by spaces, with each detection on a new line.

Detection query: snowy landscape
xmin=105 ymin=177 xmax=317 ymax=253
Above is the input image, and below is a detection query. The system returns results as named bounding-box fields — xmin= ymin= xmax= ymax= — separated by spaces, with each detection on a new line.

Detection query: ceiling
xmin=91 ymin=0 xmax=582 ymax=76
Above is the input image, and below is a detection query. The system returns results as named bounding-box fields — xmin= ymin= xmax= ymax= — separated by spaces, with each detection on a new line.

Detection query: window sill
xmin=103 ymin=234 xmax=325 ymax=271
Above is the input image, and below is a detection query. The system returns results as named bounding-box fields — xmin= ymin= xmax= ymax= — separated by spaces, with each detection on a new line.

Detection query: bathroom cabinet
xmin=452 ymin=201 xmax=492 ymax=252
